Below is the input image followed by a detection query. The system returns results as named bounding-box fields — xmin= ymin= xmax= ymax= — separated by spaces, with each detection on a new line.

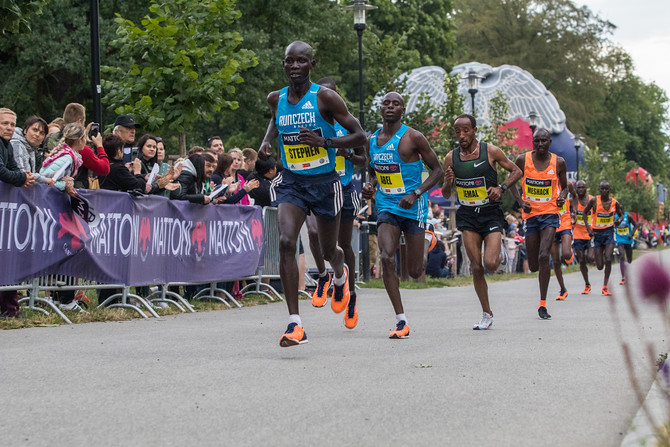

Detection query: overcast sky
xmin=577 ymin=0 xmax=670 ymax=98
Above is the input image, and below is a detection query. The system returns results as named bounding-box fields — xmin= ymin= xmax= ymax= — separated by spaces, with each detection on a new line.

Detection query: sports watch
xmin=324 ymin=137 xmax=333 ymax=148
xmin=413 ymin=188 xmax=422 ymax=197
xmin=500 ymin=183 xmax=508 ymax=192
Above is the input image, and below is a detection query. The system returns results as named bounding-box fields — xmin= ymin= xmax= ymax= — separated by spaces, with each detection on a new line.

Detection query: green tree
xmin=453 ymin=0 xmax=614 ymax=136
xmin=102 ymin=0 xmax=257 ymax=155
xmin=0 ymin=0 xmax=147 ymax=124
xmin=1 ymin=0 xmax=47 ymax=34
xmin=582 ymin=148 xmax=659 ymax=220
xmin=586 ymin=50 xmax=670 ymax=177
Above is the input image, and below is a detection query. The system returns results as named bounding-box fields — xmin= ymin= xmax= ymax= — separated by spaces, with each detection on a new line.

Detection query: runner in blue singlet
xmin=361 ymin=92 xmax=443 ymax=340
xmin=258 ymin=41 xmax=366 ymax=348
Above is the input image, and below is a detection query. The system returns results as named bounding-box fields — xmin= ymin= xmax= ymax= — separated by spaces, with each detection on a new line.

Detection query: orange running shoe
xmin=581 ymin=284 xmax=591 ymax=295
xmin=602 ymin=286 xmax=612 ymax=296
xmin=425 ymin=224 xmax=437 ymax=252
xmin=311 ymin=272 xmax=331 ymax=307
xmin=555 ymin=290 xmax=568 ymax=301
xmin=279 ymin=323 xmax=308 ymax=347
xmin=344 ymin=294 xmax=358 ymax=329
xmin=331 ymin=265 xmax=350 ymax=314
xmin=619 ymin=279 xmax=626 ymax=285
xmin=389 ymin=320 xmax=410 ymax=339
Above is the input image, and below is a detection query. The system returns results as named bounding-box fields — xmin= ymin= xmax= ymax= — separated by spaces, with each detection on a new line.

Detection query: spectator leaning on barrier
xmin=99 ymin=134 xmax=150 ymax=193
xmin=247 ymin=156 xmax=277 ymax=208
xmin=113 ymin=114 xmax=139 ymax=164
xmin=10 ymin=115 xmax=54 ymax=186
xmin=39 ymin=122 xmax=87 ymax=197
xmin=171 ymin=153 xmax=211 ymax=204
xmin=0 ymin=107 xmax=35 ymax=319
xmin=45 ymin=103 xmax=109 ymax=188
xmin=0 ymin=108 xmax=35 ymax=188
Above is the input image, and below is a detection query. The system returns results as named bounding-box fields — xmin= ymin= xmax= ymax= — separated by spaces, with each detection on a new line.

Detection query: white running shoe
xmin=473 ymin=312 xmax=493 ymax=330
xmin=58 ymin=300 xmax=84 ymax=312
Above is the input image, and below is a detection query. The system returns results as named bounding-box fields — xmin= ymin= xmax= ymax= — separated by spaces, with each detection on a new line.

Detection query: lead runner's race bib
xmin=335 ymin=155 xmax=346 ymax=177
xmin=524 ymin=177 xmax=553 ymax=202
xmin=595 ymin=212 xmax=614 ymax=227
xmin=455 ymin=177 xmax=488 ymax=206
xmin=374 ymin=162 xmax=405 ymax=194
xmin=281 ymin=129 xmax=329 ymax=171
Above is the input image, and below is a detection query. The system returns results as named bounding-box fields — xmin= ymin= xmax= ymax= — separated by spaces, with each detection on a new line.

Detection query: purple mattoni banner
xmin=0 ymin=182 xmax=264 ymax=286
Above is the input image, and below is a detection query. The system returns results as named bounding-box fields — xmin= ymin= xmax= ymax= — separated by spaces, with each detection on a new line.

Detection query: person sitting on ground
xmin=10 ymin=115 xmax=54 ymax=186
xmin=426 ymin=240 xmax=450 ymax=278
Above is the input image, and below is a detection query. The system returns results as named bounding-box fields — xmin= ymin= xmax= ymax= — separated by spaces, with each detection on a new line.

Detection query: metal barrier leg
xmin=101 ymin=287 xmax=160 ymax=319
xmin=17 ymin=278 xmax=73 ymax=324
xmin=193 ymin=283 xmax=236 ymax=308
xmin=146 ymin=285 xmax=194 ymax=313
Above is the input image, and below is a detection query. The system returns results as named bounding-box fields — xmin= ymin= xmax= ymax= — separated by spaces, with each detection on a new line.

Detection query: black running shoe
xmin=538 ymin=306 xmax=551 ymax=320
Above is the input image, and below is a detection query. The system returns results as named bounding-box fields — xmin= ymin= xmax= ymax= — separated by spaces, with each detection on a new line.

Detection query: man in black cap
xmin=113 ymin=115 xmax=140 ymax=163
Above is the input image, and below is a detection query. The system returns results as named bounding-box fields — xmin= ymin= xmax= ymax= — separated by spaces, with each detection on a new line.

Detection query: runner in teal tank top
xmin=258 ymin=42 xmax=366 ymax=348
xmin=441 ymin=114 xmax=522 ymax=330
xmin=614 ymin=211 xmax=637 ymax=285
xmin=362 ymin=92 xmax=443 ymax=340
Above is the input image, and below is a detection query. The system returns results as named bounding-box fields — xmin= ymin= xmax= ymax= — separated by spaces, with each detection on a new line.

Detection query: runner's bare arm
xmin=556 ymin=157 xmax=569 ymax=207
xmin=397 ymin=130 xmax=443 ymax=210
xmin=258 ymin=92 xmax=280 ymax=160
xmin=303 ymin=88 xmax=366 ymax=150
xmin=361 ymin=138 xmax=376 ymax=200
xmin=441 ymin=151 xmax=454 ymax=199
xmin=487 ymin=144 xmax=522 ymax=202
xmin=511 ymin=153 xmax=530 ymax=212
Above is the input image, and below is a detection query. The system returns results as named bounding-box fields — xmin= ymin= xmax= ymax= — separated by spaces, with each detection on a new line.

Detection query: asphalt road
xmin=1 ymin=250 xmax=668 ymax=447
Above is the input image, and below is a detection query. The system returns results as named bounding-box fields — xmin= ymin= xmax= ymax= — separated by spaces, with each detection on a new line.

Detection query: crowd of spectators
xmin=0 ymin=103 xmax=274 ymax=317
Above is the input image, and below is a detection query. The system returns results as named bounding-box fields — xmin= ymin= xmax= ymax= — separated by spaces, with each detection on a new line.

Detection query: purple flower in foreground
xmin=660 ymin=360 xmax=670 ymax=388
xmin=639 ymin=256 xmax=670 ymax=305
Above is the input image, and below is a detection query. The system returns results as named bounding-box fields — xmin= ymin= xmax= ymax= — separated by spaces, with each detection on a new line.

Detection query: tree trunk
xmin=179 ymin=132 xmax=186 ymax=157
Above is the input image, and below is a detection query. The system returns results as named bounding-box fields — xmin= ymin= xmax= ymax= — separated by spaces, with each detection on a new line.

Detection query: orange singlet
xmin=521 ymin=152 xmax=560 ymax=219
xmin=572 ymin=195 xmax=593 ymax=240
xmin=592 ymin=196 xmax=617 ymax=230
xmin=557 ymin=199 xmax=571 ymax=232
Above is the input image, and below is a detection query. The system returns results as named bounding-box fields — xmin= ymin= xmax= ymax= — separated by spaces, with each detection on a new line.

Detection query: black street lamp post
xmin=573 ymin=134 xmax=582 ymax=180
xmin=345 ymin=0 xmax=376 ymax=129
xmin=466 ymin=70 xmax=480 ymax=117
xmin=89 ymin=0 xmax=102 ymax=127
xmin=345 ymin=0 xmax=375 ymax=282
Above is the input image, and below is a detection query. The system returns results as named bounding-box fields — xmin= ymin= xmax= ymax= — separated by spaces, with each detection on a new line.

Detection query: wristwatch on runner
xmin=324 ymin=137 xmax=333 ymax=148
xmin=500 ymin=183 xmax=508 ymax=192
xmin=413 ymin=188 xmax=422 ymax=197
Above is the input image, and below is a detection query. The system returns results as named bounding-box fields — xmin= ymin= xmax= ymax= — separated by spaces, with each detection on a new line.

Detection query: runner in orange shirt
xmin=551 ymin=182 xmax=576 ymax=301
xmin=581 ymin=181 xmax=624 ymax=296
xmin=511 ymin=129 xmax=568 ymax=319
xmin=570 ymin=180 xmax=594 ymax=294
